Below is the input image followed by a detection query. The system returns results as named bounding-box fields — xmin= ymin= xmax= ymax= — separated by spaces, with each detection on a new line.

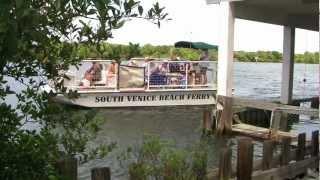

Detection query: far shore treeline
xmin=77 ymin=43 xmax=319 ymax=64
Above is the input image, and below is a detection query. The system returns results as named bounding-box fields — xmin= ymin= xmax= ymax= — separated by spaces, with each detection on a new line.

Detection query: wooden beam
xmin=232 ymin=123 xmax=297 ymax=141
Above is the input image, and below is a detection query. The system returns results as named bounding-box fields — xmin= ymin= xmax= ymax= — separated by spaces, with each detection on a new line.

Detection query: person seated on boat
xmin=188 ymin=62 xmax=201 ymax=86
xmin=106 ymin=61 xmax=118 ymax=87
xmin=199 ymin=49 xmax=209 ymax=85
xmin=149 ymin=62 xmax=168 ymax=86
xmin=128 ymin=59 xmax=138 ymax=66
xmin=80 ymin=62 xmax=102 ymax=87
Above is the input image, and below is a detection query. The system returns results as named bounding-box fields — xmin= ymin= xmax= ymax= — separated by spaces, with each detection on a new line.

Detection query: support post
xmin=55 ymin=157 xmax=78 ymax=180
xmin=216 ymin=96 xmax=233 ymax=135
xmin=297 ymin=133 xmax=306 ymax=161
xmin=202 ymin=109 xmax=212 ymax=133
xmin=311 ymin=131 xmax=319 ymax=171
xmin=217 ymin=2 xmax=234 ymax=97
xmin=262 ymin=140 xmax=274 ymax=170
xmin=237 ymin=138 xmax=253 ymax=180
xmin=218 ymin=148 xmax=232 ymax=180
xmin=280 ymin=137 xmax=291 ymax=166
xmin=91 ymin=167 xmax=111 ymax=180
xmin=280 ymin=26 xmax=295 ymax=105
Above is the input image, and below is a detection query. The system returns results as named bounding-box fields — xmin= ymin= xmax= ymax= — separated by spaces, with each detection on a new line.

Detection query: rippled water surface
xmin=77 ymin=62 xmax=319 ymax=179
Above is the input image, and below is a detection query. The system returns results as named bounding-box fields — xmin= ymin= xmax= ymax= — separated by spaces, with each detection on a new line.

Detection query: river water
xmin=77 ymin=62 xmax=319 ymax=179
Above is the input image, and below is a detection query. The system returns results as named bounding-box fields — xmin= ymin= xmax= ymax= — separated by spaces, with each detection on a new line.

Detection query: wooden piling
xmin=297 ymin=133 xmax=306 ymax=161
xmin=280 ymin=113 xmax=288 ymax=131
xmin=311 ymin=130 xmax=319 ymax=171
xmin=280 ymin=137 xmax=291 ymax=166
xmin=271 ymin=110 xmax=282 ymax=135
xmin=237 ymin=138 xmax=253 ymax=180
xmin=91 ymin=167 xmax=111 ymax=180
xmin=262 ymin=140 xmax=274 ymax=170
xmin=217 ymin=96 xmax=233 ymax=135
xmin=218 ymin=148 xmax=232 ymax=180
xmin=55 ymin=157 xmax=78 ymax=180
xmin=202 ymin=109 xmax=212 ymax=132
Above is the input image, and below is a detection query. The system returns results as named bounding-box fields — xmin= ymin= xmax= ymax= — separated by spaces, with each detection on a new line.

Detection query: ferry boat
xmin=52 ymin=58 xmax=218 ymax=108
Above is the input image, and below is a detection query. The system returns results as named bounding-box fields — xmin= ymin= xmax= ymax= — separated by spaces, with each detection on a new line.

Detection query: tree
xmin=0 ymin=0 xmax=168 ymax=179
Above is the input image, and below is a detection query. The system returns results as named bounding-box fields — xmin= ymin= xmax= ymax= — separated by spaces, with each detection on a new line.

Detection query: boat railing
xmin=146 ymin=60 xmax=217 ymax=91
xmin=63 ymin=59 xmax=217 ymax=92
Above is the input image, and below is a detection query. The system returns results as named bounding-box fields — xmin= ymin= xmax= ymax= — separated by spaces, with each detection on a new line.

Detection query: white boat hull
xmin=54 ymin=90 xmax=217 ymax=108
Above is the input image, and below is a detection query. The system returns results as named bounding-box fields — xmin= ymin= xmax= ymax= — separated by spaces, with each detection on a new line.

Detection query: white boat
xmin=52 ymin=59 xmax=218 ymax=108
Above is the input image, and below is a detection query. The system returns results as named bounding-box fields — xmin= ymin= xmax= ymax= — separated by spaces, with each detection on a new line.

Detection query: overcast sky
xmin=108 ymin=0 xmax=319 ymax=53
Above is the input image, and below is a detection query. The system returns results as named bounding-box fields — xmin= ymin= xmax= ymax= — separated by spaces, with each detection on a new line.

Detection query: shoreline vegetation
xmin=77 ymin=43 xmax=319 ymax=64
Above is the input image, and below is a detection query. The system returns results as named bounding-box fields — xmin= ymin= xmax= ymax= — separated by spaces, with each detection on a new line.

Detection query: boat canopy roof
xmin=174 ymin=41 xmax=218 ymax=50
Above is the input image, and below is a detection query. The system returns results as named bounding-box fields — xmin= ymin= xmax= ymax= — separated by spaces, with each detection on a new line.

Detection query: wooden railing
xmin=55 ymin=131 xmax=318 ymax=180
xmin=207 ymin=130 xmax=319 ymax=180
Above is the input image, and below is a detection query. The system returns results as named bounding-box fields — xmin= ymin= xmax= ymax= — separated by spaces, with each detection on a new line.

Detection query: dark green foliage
xmin=75 ymin=43 xmax=317 ymax=64
xmin=119 ymin=135 xmax=208 ymax=180
xmin=0 ymin=0 xmax=168 ymax=179
xmin=234 ymin=50 xmax=318 ymax=63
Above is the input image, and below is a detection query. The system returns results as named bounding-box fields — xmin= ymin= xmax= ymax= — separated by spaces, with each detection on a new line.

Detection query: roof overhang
xmin=232 ymin=0 xmax=319 ymax=31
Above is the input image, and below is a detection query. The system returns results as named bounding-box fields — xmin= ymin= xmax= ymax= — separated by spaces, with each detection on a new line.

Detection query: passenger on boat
xmin=199 ymin=49 xmax=209 ymax=84
xmin=149 ymin=62 xmax=168 ymax=86
xmin=80 ymin=62 xmax=102 ymax=87
xmin=106 ymin=61 xmax=118 ymax=87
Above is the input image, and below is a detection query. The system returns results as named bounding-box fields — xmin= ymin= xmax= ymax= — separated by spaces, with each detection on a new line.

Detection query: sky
xmin=108 ymin=0 xmax=319 ymax=54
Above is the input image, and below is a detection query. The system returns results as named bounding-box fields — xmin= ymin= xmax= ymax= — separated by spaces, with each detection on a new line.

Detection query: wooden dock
xmin=215 ymin=95 xmax=319 ymax=139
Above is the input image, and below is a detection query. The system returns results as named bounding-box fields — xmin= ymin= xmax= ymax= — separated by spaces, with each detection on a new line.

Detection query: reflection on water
xmin=78 ymin=62 xmax=319 ymax=179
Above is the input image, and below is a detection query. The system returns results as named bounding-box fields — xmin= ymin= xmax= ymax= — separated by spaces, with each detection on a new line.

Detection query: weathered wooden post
xmin=297 ymin=133 xmax=307 ymax=178
xmin=280 ymin=137 xmax=291 ymax=166
xmin=55 ymin=157 xmax=78 ymax=180
xmin=262 ymin=140 xmax=274 ymax=170
xmin=237 ymin=138 xmax=253 ymax=180
xmin=311 ymin=130 xmax=319 ymax=171
xmin=91 ymin=167 xmax=111 ymax=180
xmin=218 ymin=148 xmax=232 ymax=180
xmin=297 ymin=133 xmax=306 ymax=161
xmin=270 ymin=109 xmax=282 ymax=135
xmin=216 ymin=96 xmax=233 ymax=135
xmin=202 ymin=109 xmax=212 ymax=133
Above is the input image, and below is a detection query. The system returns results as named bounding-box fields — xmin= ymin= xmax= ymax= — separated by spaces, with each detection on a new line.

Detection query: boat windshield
xmin=62 ymin=59 xmax=217 ymax=92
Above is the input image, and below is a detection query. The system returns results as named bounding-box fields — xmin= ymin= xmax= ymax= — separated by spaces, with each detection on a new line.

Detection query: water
xmin=76 ymin=62 xmax=319 ymax=179
xmin=1 ymin=62 xmax=318 ymax=179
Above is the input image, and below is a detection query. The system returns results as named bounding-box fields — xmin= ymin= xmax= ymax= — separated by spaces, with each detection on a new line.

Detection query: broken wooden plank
xmin=231 ymin=97 xmax=319 ymax=117
xmin=232 ymin=123 xmax=297 ymax=141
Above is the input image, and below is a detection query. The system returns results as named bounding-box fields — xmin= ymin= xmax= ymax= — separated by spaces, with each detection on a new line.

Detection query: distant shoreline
xmin=77 ymin=43 xmax=319 ymax=64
